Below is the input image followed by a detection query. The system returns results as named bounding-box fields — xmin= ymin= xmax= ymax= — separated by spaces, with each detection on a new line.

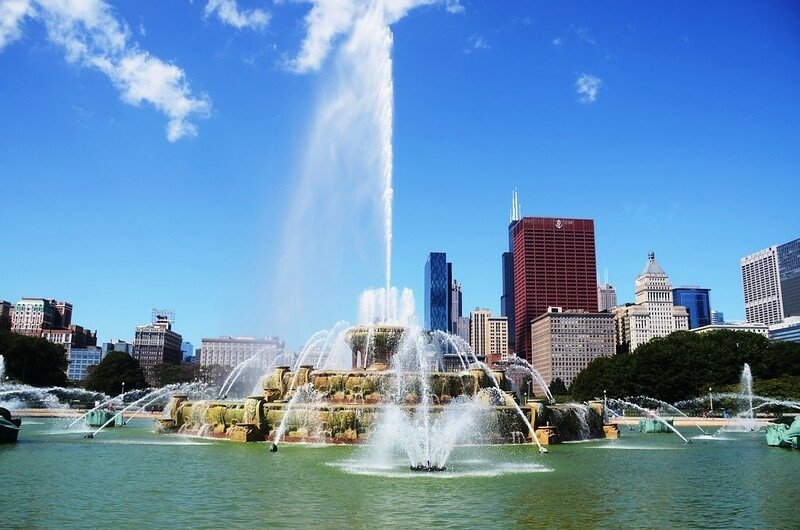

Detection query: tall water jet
xmin=0 ymin=355 xmax=5 ymax=381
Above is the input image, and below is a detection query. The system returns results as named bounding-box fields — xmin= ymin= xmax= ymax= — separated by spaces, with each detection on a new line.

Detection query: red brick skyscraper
xmin=513 ymin=217 xmax=598 ymax=362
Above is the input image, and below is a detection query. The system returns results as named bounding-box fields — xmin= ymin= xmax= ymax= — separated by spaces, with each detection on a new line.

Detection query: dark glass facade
xmin=425 ymin=252 xmax=450 ymax=332
xmin=500 ymin=220 xmax=518 ymax=353
xmin=512 ymin=217 xmax=598 ymax=362
xmin=778 ymin=238 xmax=800 ymax=318
xmin=672 ymin=287 xmax=711 ymax=329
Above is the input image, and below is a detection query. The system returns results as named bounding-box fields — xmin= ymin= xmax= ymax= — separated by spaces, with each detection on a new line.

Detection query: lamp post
xmin=709 ymin=387 xmax=713 ymax=414
xmin=603 ymin=389 xmax=607 ymax=411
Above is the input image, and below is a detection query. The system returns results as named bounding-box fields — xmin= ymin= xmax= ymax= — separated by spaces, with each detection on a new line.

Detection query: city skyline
xmin=1 ymin=2 xmax=799 ymax=349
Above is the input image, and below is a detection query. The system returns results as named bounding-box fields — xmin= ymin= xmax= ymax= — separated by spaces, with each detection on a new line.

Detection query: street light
xmin=603 ymin=389 xmax=607 ymax=411
xmin=709 ymin=387 xmax=713 ymax=414
xmin=120 ymin=381 xmax=126 ymax=425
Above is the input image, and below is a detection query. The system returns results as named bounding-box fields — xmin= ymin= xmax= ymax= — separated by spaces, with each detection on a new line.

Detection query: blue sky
xmin=1 ymin=1 xmax=798 ymax=350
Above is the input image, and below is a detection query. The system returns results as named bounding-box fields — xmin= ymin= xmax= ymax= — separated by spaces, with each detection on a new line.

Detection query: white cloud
xmin=464 ymin=33 xmax=488 ymax=53
xmin=0 ymin=0 xmax=34 ymax=51
xmin=204 ymin=0 xmax=270 ymax=30
xmin=444 ymin=0 xmax=464 ymax=14
xmin=576 ymin=26 xmax=595 ymax=46
xmin=1 ymin=0 xmax=210 ymax=141
xmin=576 ymin=73 xmax=602 ymax=104
xmin=551 ymin=37 xmax=562 ymax=48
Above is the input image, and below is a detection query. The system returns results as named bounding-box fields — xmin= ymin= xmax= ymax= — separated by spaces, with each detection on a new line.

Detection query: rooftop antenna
xmin=511 ymin=188 xmax=521 ymax=222
xmin=604 ymin=267 xmax=609 ymax=286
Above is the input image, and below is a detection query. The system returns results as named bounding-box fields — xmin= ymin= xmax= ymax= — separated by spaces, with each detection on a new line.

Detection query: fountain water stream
xmin=607 ymin=398 xmax=690 ymax=443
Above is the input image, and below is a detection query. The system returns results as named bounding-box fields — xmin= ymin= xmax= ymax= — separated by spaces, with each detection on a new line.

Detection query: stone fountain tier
xmin=157 ymin=366 xmax=618 ymax=445
xmin=346 ymin=324 xmax=405 ymax=370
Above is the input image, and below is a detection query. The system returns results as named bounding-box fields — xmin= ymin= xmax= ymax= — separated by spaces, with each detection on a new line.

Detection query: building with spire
xmin=500 ymin=189 xmax=521 ymax=353
xmin=613 ymin=252 xmax=689 ymax=351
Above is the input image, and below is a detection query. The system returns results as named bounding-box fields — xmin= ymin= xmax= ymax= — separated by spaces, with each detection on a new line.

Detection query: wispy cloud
xmin=204 ymin=0 xmax=270 ymax=31
xmin=551 ymin=37 xmax=562 ymax=48
xmin=464 ymin=33 xmax=488 ymax=54
xmin=0 ymin=0 xmax=211 ymax=141
xmin=576 ymin=26 xmax=595 ymax=46
xmin=576 ymin=73 xmax=602 ymax=104
xmin=0 ymin=0 xmax=34 ymax=51
xmin=444 ymin=0 xmax=465 ymax=14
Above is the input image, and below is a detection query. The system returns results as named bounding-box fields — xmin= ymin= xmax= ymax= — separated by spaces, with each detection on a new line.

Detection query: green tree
xmin=149 ymin=362 xmax=205 ymax=387
xmin=570 ymin=330 xmax=800 ymax=402
xmin=549 ymin=378 xmax=569 ymax=396
xmin=85 ymin=351 xmax=148 ymax=395
xmin=0 ymin=331 xmax=68 ymax=387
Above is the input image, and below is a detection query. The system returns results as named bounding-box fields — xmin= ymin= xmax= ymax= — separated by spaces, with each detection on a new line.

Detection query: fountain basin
xmin=157 ymin=366 xmax=613 ymax=446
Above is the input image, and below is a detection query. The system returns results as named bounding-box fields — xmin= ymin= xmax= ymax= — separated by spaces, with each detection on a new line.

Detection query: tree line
xmin=569 ymin=330 xmax=800 ymax=403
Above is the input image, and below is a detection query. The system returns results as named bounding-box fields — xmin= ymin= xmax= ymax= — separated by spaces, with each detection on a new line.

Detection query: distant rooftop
xmin=641 ymin=251 xmax=666 ymax=276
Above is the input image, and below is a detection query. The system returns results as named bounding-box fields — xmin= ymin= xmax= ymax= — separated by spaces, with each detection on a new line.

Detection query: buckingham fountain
xmin=156 ymin=322 xmax=618 ymax=469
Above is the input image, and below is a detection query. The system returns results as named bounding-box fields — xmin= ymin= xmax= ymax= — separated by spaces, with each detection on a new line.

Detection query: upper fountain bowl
xmin=346 ymin=325 xmax=405 ymax=371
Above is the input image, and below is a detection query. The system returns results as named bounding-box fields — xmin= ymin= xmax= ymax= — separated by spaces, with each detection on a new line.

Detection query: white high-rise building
xmin=469 ymin=309 xmax=508 ymax=366
xmin=613 ymin=252 xmax=689 ymax=351
xmin=741 ymin=245 xmax=785 ymax=325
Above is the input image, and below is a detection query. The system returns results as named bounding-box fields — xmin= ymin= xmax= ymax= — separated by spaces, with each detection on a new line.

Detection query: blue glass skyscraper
xmin=673 ymin=287 xmax=711 ymax=329
xmin=425 ymin=252 xmax=451 ymax=332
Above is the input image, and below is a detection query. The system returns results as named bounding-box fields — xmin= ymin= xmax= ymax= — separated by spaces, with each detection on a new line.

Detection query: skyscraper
xmin=777 ymin=238 xmax=800 ymax=318
xmin=710 ymin=310 xmax=725 ymax=325
xmin=598 ymin=283 xmax=617 ymax=311
xmin=133 ymin=312 xmax=183 ymax=383
xmin=500 ymin=190 xmax=521 ymax=353
xmin=450 ymin=280 xmax=462 ymax=334
xmin=512 ymin=217 xmax=598 ymax=362
xmin=741 ymin=237 xmax=800 ymax=324
xmin=613 ymin=253 xmax=689 ymax=351
xmin=424 ymin=252 xmax=450 ymax=332
xmin=469 ymin=308 xmax=509 ymax=367
xmin=673 ymin=286 xmax=712 ymax=329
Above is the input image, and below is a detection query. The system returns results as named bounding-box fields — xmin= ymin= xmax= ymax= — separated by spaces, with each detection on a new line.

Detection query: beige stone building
xmin=530 ymin=307 xmax=615 ymax=387
xmin=199 ymin=336 xmax=286 ymax=370
xmin=613 ymin=252 xmax=689 ymax=351
xmin=469 ymin=309 xmax=509 ymax=367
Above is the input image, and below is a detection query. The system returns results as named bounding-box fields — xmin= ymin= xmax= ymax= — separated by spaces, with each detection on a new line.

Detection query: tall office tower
xmin=0 ymin=301 xmax=13 ymax=331
xmin=455 ymin=316 xmax=470 ymax=343
xmin=531 ymin=307 xmax=615 ymax=387
xmin=500 ymin=190 xmax=521 ymax=353
xmin=710 ymin=310 xmax=725 ymax=325
xmin=512 ymin=217 xmax=598 ymax=362
xmin=613 ymin=252 xmax=689 ymax=351
xmin=469 ymin=308 xmax=509 ymax=367
xmin=450 ymin=280 xmax=463 ymax=334
xmin=741 ymin=237 xmax=800 ymax=325
xmin=424 ymin=252 xmax=451 ymax=332
xmin=598 ymin=283 xmax=617 ymax=311
xmin=181 ymin=341 xmax=194 ymax=362
xmin=777 ymin=238 xmax=800 ymax=318
xmin=672 ymin=287 xmax=712 ymax=329
xmin=133 ymin=313 xmax=183 ymax=382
